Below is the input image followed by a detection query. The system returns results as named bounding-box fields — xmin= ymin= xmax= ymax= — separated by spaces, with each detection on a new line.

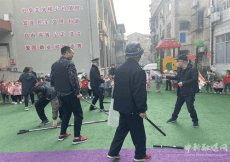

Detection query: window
xmin=162 ymin=29 xmax=165 ymax=39
xmin=216 ymin=33 xmax=230 ymax=63
xmin=167 ymin=23 xmax=171 ymax=38
xmin=169 ymin=3 xmax=171 ymax=12
xmin=216 ymin=35 xmax=225 ymax=43
xmin=198 ymin=10 xmax=204 ymax=30
xmin=180 ymin=33 xmax=186 ymax=43
xmin=180 ymin=21 xmax=189 ymax=30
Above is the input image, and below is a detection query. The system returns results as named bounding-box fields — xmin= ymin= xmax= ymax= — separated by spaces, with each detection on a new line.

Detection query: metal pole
xmin=173 ymin=48 xmax=175 ymax=58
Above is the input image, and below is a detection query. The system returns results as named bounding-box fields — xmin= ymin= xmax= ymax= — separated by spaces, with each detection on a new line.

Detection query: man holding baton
xmin=51 ymin=46 xmax=88 ymax=144
xmin=164 ymin=54 xmax=199 ymax=127
xmin=107 ymin=42 xmax=151 ymax=161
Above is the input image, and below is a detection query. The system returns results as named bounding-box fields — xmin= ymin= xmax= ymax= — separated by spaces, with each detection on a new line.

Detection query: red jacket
xmin=81 ymin=80 xmax=89 ymax=89
xmin=223 ymin=75 xmax=230 ymax=84
xmin=0 ymin=84 xmax=9 ymax=95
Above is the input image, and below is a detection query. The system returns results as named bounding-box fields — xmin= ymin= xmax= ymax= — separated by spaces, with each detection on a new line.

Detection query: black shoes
xmin=166 ymin=118 xmax=177 ymax=123
xmin=193 ymin=122 xmax=199 ymax=128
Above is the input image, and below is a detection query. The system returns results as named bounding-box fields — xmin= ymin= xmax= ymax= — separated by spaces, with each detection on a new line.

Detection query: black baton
xmin=145 ymin=117 xmax=166 ymax=136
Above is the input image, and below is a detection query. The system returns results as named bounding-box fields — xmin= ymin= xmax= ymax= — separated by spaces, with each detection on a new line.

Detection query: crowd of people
xmin=1 ymin=43 xmax=230 ymax=162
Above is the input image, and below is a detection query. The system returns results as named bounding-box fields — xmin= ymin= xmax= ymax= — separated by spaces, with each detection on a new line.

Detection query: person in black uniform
xmin=107 ymin=42 xmax=151 ymax=161
xmin=51 ymin=46 xmax=88 ymax=144
xmin=164 ymin=54 xmax=199 ymax=127
xmin=89 ymin=58 xmax=109 ymax=112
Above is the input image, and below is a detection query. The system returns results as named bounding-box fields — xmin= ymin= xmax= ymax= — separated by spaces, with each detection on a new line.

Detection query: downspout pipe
xmin=87 ymin=0 xmax=93 ymax=60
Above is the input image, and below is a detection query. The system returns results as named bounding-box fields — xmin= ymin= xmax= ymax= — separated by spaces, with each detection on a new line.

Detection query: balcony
xmin=99 ymin=20 xmax=108 ymax=37
xmin=191 ymin=0 xmax=199 ymax=9
xmin=221 ymin=8 xmax=230 ymax=22
xmin=204 ymin=7 xmax=214 ymax=18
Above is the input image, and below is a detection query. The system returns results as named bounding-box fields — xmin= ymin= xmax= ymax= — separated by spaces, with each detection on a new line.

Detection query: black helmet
xmin=125 ymin=42 xmax=144 ymax=58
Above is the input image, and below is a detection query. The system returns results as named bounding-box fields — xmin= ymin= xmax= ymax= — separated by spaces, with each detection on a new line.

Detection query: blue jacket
xmin=155 ymin=74 xmax=162 ymax=84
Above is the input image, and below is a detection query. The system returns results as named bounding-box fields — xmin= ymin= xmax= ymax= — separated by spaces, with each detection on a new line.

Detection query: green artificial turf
xmin=0 ymin=81 xmax=229 ymax=153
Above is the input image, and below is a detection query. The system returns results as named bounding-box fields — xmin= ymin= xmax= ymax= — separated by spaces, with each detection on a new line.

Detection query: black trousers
xmin=172 ymin=95 xmax=198 ymax=123
xmin=35 ymin=96 xmax=50 ymax=122
xmin=166 ymin=80 xmax=172 ymax=90
xmin=224 ymin=84 xmax=230 ymax=93
xmin=108 ymin=112 xmax=146 ymax=159
xmin=14 ymin=95 xmax=22 ymax=102
xmin=81 ymin=88 xmax=88 ymax=97
xmin=59 ymin=93 xmax=83 ymax=137
xmin=1 ymin=94 xmax=9 ymax=102
xmin=214 ymin=88 xmax=223 ymax=93
xmin=206 ymin=82 xmax=213 ymax=91
xmin=24 ymin=94 xmax=34 ymax=107
xmin=91 ymin=87 xmax=104 ymax=109
xmin=88 ymin=89 xmax=92 ymax=97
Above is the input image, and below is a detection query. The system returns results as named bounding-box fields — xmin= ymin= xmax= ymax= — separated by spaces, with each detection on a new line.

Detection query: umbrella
xmin=187 ymin=54 xmax=196 ymax=61
xmin=156 ymin=38 xmax=182 ymax=49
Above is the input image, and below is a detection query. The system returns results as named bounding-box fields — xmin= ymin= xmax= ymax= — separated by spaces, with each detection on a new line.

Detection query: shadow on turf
xmin=111 ymin=158 xmax=144 ymax=162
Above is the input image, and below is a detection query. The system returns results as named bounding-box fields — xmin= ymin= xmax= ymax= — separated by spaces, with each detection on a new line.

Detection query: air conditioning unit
xmin=4 ymin=14 xmax=9 ymax=21
xmin=99 ymin=20 xmax=103 ymax=31
xmin=198 ymin=46 xmax=207 ymax=53
xmin=204 ymin=7 xmax=215 ymax=18
xmin=191 ymin=0 xmax=199 ymax=9
xmin=211 ymin=12 xmax=220 ymax=23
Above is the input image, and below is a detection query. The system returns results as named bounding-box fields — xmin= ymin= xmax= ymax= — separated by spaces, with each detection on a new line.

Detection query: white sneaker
xmin=11 ymin=102 xmax=15 ymax=104
xmin=19 ymin=102 xmax=22 ymax=104
xmin=89 ymin=96 xmax=91 ymax=99
xmin=25 ymin=107 xmax=28 ymax=111
xmin=22 ymin=99 xmax=24 ymax=102
xmin=215 ymin=92 xmax=217 ymax=94
xmin=86 ymin=97 xmax=88 ymax=99
xmin=31 ymin=104 xmax=35 ymax=107
xmin=14 ymin=102 xmax=17 ymax=105
xmin=29 ymin=100 xmax=31 ymax=102
xmin=220 ymin=92 xmax=222 ymax=94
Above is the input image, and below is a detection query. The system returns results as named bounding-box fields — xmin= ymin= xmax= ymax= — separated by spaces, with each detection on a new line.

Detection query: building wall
xmin=0 ymin=0 xmax=117 ymax=81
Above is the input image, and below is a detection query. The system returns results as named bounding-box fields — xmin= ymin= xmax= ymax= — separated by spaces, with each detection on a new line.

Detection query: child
xmin=0 ymin=80 xmax=9 ymax=103
xmin=164 ymin=70 xmax=172 ymax=91
xmin=198 ymin=80 xmax=204 ymax=93
xmin=9 ymin=82 xmax=15 ymax=104
xmin=81 ymin=76 xmax=89 ymax=99
xmin=223 ymin=70 xmax=230 ymax=94
xmin=146 ymin=72 xmax=152 ymax=91
xmin=172 ymin=70 xmax=178 ymax=93
xmin=12 ymin=81 xmax=22 ymax=104
xmin=18 ymin=81 xmax=24 ymax=102
xmin=155 ymin=70 xmax=163 ymax=92
xmin=213 ymin=80 xmax=223 ymax=94
xmin=104 ymin=75 xmax=111 ymax=97
xmin=86 ymin=75 xmax=92 ymax=99
xmin=205 ymin=70 xmax=214 ymax=93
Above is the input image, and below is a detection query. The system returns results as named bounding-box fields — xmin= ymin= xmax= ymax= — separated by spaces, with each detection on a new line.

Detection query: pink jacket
xmin=213 ymin=82 xmax=223 ymax=88
xmin=12 ymin=85 xmax=22 ymax=95
xmin=147 ymin=75 xmax=152 ymax=85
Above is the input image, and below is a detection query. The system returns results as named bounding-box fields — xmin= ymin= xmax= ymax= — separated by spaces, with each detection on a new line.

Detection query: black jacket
xmin=37 ymin=81 xmax=56 ymax=100
xmin=51 ymin=56 xmax=80 ymax=96
xmin=19 ymin=72 xmax=37 ymax=95
xmin=108 ymin=68 xmax=116 ymax=76
xmin=32 ymin=71 xmax=37 ymax=79
xmin=166 ymin=63 xmax=198 ymax=96
xmin=89 ymin=64 xmax=105 ymax=88
xmin=113 ymin=58 xmax=147 ymax=115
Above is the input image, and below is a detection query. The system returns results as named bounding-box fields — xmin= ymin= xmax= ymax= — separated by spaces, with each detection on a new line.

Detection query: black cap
xmin=91 ymin=58 xmax=99 ymax=63
xmin=125 ymin=42 xmax=144 ymax=58
xmin=176 ymin=54 xmax=188 ymax=61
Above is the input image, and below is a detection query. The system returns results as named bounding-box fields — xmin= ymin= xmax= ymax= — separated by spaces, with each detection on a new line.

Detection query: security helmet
xmin=125 ymin=42 xmax=144 ymax=58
